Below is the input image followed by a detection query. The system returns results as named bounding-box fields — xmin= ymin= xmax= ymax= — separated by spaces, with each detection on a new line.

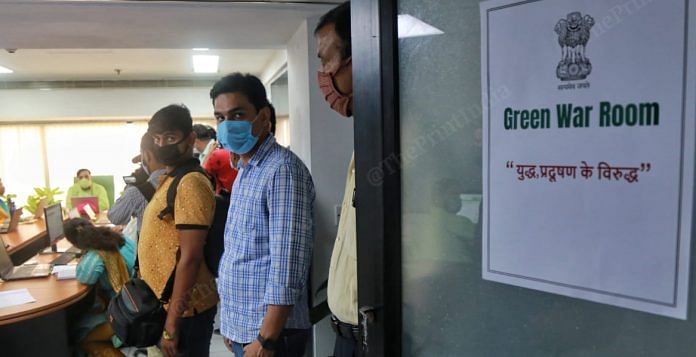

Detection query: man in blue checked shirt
xmin=212 ymin=73 xmax=315 ymax=357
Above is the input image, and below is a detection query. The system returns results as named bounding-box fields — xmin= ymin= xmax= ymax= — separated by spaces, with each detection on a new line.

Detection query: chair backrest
xmin=75 ymin=175 xmax=115 ymax=207
xmin=92 ymin=175 xmax=115 ymax=207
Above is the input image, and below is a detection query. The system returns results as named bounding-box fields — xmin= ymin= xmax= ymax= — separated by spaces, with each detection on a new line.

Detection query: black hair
xmin=148 ymin=104 xmax=193 ymax=136
xmin=210 ymin=73 xmax=276 ymax=134
xmin=210 ymin=73 xmax=270 ymax=111
xmin=63 ymin=218 xmax=125 ymax=252
xmin=315 ymin=1 xmax=351 ymax=59
xmin=268 ymin=103 xmax=277 ymax=135
xmin=139 ymin=132 xmax=157 ymax=153
xmin=76 ymin=168 xmax=91 ymax=177
xmin=193 ymin=124 xmax=216 ymax=141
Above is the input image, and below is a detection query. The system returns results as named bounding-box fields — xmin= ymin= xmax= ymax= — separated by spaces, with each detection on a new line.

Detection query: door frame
xmin=352 ymin=0 xmax=402 ymax=355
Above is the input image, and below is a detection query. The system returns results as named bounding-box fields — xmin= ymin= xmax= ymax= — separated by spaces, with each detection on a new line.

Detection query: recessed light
xmin=0 ymin=65 xmax=14 ymax=74
xmin=192 ymin=48 xmax=209 ymax=52
xmin=39 ymin=88 xmax=51 ymax=91
xmin=193 ymin=55 xmax=219 ymax=73
xmin=397 ymin=14 xmax=445 ymax=39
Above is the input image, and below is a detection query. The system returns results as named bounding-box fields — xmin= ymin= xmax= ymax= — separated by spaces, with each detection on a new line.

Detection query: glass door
xmin=397 ymin=0 xmax=696 ymax=356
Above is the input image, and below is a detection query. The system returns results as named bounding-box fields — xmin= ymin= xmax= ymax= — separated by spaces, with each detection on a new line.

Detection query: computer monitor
xmin=0 ymin=240 xmax=16 ymax=277
xmin=44 ymin=203 xmax=64 ymax=253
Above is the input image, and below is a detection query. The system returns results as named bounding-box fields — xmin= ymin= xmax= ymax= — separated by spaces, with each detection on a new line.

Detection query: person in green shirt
xmin=66 ymin=169 xmax=110 ymax=212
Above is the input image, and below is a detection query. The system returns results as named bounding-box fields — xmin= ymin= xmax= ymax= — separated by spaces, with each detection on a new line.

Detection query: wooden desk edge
xmin=5 ymin=224 xmax=47 ymax=255
xmin=0 ymin=284 xmax=92 ymax=326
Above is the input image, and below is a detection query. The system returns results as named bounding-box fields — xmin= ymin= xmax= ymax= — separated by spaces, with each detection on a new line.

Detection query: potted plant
xmin=24 ymin=187 xmax=63 ymax=215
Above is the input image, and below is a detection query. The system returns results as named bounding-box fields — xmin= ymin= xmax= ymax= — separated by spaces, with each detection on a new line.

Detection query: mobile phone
xmin=123 ymin=176 xmax=137 ymax=184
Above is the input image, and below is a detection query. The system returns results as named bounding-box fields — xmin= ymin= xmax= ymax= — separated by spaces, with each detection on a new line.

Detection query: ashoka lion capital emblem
xmin=555 ymin=12 xmax=595 ymax=81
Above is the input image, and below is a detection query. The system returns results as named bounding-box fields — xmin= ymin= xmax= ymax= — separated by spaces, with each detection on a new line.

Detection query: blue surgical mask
xmin=217 ymin=117 xmax=259 ymax=155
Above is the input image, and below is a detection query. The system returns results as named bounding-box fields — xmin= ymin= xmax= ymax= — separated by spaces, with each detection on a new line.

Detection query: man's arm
xmin=160 ymin=173 xmax=216 ymax=357
xmin=255 ymin=163 xmax=314 ymax=350
xmin=97 ymin=185 xmax=110 ymax=211
xmin=160 ymin=228 xmax=207 ymax=357
xmin=107 ymin=186 xmax=144 ymax=225
xmin=65 ymin=186 xmax=76 ymax=209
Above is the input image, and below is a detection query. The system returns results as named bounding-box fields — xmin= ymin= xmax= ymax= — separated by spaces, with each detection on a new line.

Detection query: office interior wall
xmin=288 ymin=20 xmax=314 ymax=167
xmin=287 ymin=17 xmax=355 ymax=357
xmin=261 ymin=50 xmax=289 ymax=87
xmin=0 ymin=87 xmax=215 ymax=121
xmin=271 ymin=82 xmax=289 ymax=115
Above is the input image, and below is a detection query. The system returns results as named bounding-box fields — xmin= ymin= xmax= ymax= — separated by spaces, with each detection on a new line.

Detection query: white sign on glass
xmin=480 ymin=0 xmax=696 ymax=319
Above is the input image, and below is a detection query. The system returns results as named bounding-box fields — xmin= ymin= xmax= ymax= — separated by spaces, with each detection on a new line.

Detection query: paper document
xmin=0 ymin=288 xmax=36 ymax=309
xmin=52 ymin=265 xmax=77 ymax=274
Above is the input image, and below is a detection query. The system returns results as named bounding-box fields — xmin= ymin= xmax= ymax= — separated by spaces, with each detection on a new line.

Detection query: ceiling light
xmin=192 ymin=48 xmax=209 ymax=52
xmin=398 ymin=14 xmax=444 ymax=39
xmin=39 ymin=88 xmax=51 ymax=91
xmin=193 ymin=55 xmax=219 ymax=73
xmin=0 ymin=65 xmax=14 ymax=74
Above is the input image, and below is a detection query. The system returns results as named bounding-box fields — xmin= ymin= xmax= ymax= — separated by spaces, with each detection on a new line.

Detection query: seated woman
xmin=64 ymin=218 xmax=136 ymax=357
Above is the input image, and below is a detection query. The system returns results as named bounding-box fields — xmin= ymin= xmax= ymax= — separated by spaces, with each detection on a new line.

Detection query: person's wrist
xmin=162 ymin=327 xmax=178 ymax=341
xmin=257 ymin=334 xmax=279 ymax=351
xmin=164 ymin=316 xmax=179 ymax=338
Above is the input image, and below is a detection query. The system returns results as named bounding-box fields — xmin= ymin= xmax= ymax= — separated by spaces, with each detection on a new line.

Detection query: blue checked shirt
xmin=218 ymin=136 xmax=315 ymax=343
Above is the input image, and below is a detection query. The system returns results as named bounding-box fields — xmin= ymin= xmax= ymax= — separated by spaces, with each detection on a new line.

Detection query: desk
xmin=3 ymin=219 xmax=50 ymax=265
xmin=0 ymin=239 xmax=92 ymax=356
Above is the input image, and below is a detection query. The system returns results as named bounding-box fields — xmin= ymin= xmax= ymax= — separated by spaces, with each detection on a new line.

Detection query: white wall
xmin=288 ymin=21 xmax=314 ymax=167
xmin=261 ymin=50 xmax=288 ymax=86
xmin=287 ymin=17 xmax=355 ymax=357
xmin=270 ymin=82 xmax=289 ymax=115
xmin=0 ymin=86 xmax=216 ymax=121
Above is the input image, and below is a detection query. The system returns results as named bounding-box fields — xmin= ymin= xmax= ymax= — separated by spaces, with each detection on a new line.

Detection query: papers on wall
xmin=480 ymin=0 xmax=696 ymax=319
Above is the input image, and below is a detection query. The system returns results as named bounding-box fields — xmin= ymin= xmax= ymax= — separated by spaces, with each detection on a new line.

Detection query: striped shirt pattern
xmin=107 ymin=169 xmax=166 ymax=233
xmin=218 ymin=136 xmax=315 ymax=343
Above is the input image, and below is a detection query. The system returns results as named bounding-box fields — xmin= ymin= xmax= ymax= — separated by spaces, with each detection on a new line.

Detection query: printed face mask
xmin=217 ymin=115 xmax=260 ymax=155
xmin=317 ymin=59 xmax=353 ymax=117
xmin=317 ymin=72 xmax=353 ymax=117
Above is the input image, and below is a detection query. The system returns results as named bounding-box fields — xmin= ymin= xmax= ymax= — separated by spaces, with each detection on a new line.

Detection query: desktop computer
xmin=44 ymin=203 xmax=64 ymax=253
xmin=43 ymin=203 xmax=79 ymax=265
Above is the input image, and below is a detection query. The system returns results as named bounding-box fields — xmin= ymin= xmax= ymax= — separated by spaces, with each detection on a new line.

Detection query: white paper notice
xmin=0 ymin=288 xmax=37 ymax=309
xmin=481 ymin=0 xmax=696 ymax=318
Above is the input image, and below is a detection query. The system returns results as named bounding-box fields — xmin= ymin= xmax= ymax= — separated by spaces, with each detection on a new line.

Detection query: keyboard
xmin=50 ymin=252 xmax=76 ymax=265
xmin=13 ymin=265 xmax=40 ymax=275
xmin=6 ymin=264 xmax=52 ymax=280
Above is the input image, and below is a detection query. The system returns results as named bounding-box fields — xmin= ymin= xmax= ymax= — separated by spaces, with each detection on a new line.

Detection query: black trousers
xmin=176 ymin=306 xmax=217 ymax=357
xmin=276 ymin=328 xmax=311 ymax=357
xmin=232 ymin=328 xmax=310 ymax=357
xmin=333 ymin=334 xmax=364 ymax=357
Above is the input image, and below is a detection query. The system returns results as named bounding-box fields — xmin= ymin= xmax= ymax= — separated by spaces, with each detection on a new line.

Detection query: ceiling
xmin=0 ymin=0 xmax=341 ymax=81
xmin=0 ymin=49 xmax=284 ymax=81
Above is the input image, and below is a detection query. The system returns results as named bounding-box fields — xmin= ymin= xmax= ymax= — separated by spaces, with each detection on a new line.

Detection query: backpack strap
xmin=159 ymin=249 xmax=180 ymax=303
xmin=135 ymin=181 xmax=156 ymax=202
xmin=157 ymin=158 xmax=208 ymax=221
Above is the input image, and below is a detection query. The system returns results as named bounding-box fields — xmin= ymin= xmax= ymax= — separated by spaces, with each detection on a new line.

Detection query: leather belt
xmin=330 ymin=315 xmax=361 ymax=341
